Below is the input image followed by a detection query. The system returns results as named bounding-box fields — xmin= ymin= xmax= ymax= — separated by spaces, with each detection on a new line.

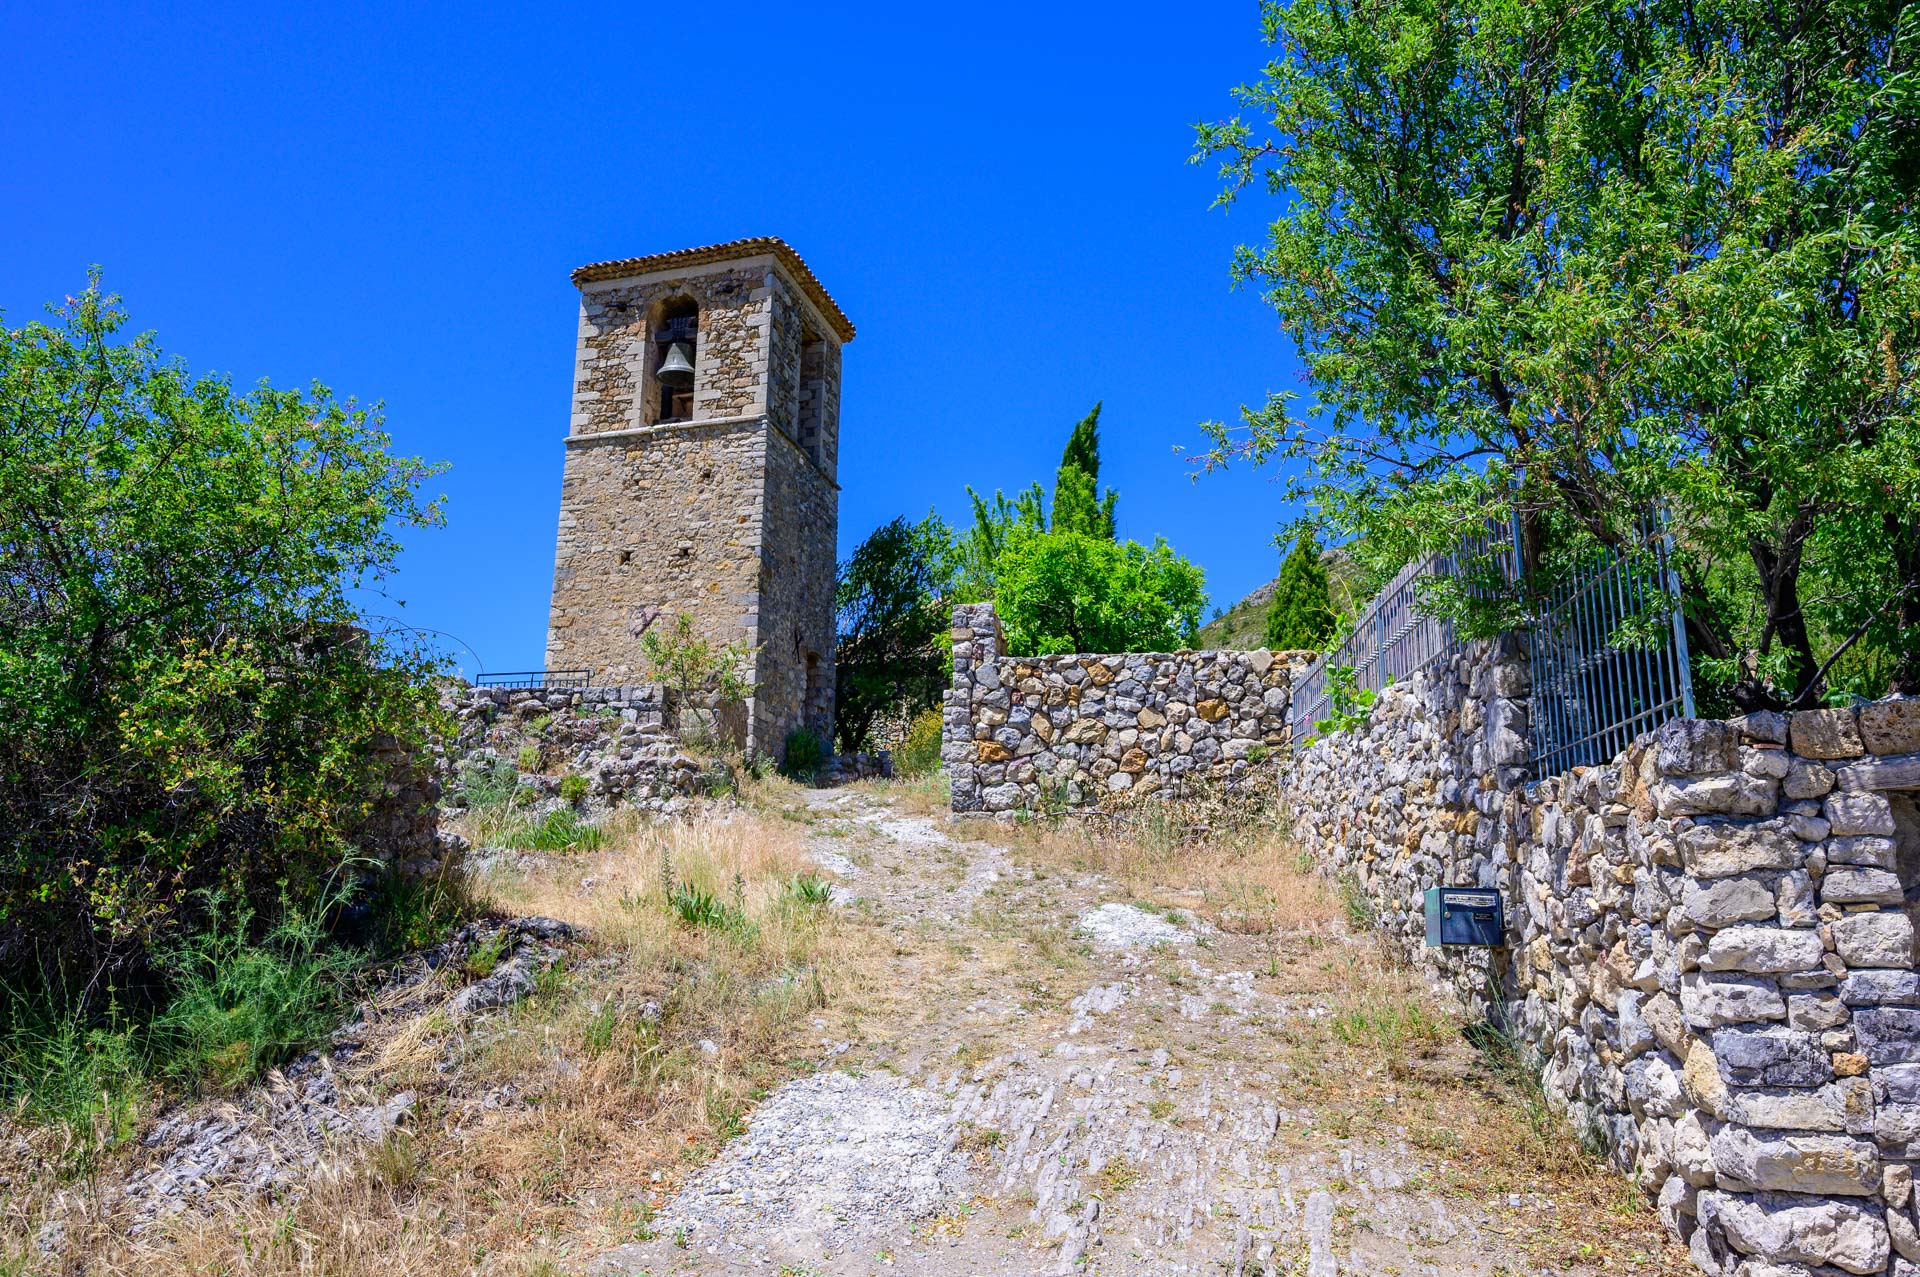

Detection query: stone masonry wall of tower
xmin=544 ymin=241 xmax=848 ymax=757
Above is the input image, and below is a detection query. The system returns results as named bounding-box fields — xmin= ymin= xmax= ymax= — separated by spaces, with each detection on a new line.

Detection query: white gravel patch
xmin=1076 ymin=902 xmax=1193 ymax=949
xmin=809 ymin=847 xmax=860 ymax=877
xmin=653 ymin=1071 xmax=967 ymax=1258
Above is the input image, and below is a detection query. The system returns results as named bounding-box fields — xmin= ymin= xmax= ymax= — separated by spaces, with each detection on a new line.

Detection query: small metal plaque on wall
xmin=1423 ymin=887 xmax=1505 ymax=947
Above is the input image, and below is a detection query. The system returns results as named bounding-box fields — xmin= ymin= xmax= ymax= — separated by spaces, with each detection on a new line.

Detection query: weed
xmin=787 ymin=874 xmax=833 ymax=907
xmin=1337 ymin=873 xmax=1376 ymax=933
xmin=558 ymin=774 xmax=590 ymax=805
xmin=1329 ymin=990 xmax=1449 ymax=1056
xmin=461 ymin=931 xmax=510 ymax=981
xmin=503 ymin=808 xmax=606 ymax=854
xmin=515 ymin=743 xmax=542 ymax=771
xmin=667 ymin=882 xmax=735 ymax=929
xmin=892 ymin=709 xmax=944 ymax=778
xmin=150 ymin=889 xmax=359 ymax=1091
xmin=779 ymin=728 xmax=830 ymax=782
xmin=1095 ymin=1157 xmax=1141 ymax=1194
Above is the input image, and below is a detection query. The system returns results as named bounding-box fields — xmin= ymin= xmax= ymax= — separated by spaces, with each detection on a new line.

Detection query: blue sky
xmin=3 ymin=2 xmax=1307 ymax=675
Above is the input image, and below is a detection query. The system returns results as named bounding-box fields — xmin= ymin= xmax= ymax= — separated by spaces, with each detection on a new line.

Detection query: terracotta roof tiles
xmin=570 ymin=236 xmax=854 ymax=342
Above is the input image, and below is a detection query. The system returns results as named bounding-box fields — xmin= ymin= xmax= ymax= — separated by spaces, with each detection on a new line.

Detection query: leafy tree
xmin=1052 ymin=402 xmax=1118 ymax=539
xmin=833 ymin=514 xmax=956 ymax=751
xmin=1265 ymin=529 xmax=1334 ymax=650
xmin=994 ymin=526 xmax=1206 ymax=655
xmin=638 ymin=612 xmax=752 ymax=741
xmin=954 ymin=484 xmax=1045 ymax=602
xmin=0 ymin=277 xmax=447 ymax=991
xmin=1194 ymin=0 xmax=1920 ymax=708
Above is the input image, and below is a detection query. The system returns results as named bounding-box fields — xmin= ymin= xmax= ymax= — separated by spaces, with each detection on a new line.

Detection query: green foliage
xmin=516 ymin=743 xmax=542 ymax=772
xmin=666 ymin=881 xmax=735 ymax=929
xmin=787 ymin=874 xmax=833 ymax=907
xmin=892 ymin=708 xmax=945 ymax=778
xmin=779 ymin=727 xmax=830 ymax=781
xmin=150 ymin=889 xmax=359 ymax=1089
xmin=1337 ymin=872 xmax=1377 ymax=934
xmin=1264 ymin=530 xmax=1334 ymax=650
xmin=1194 ymin=0 xmax=1920 ymax=707
xmin=502 ymin=808 xmax=606 ymax=854
xmin=1312 ymin=665 xmax=1377 ymax=738
xmin=1051 ymin=403 xmax=1118 ymax=539
xmin=456 ymin=755 xmax=520 ymax=810
xmin=639 ymin=613 xmax=752 ymax=725
xmin=950 ymin=409 xmax=1206 ymax=656
xmin=558 ymin=774 xmax=590 ymax=805
xmin=0 ymin=990 xmax=142 ymax=1173
xmin=0 ymin=276 xmax=448 ymax=995
xmin=833 ymin=514 xmax=956 ymax=751
xmin=994 ymin=526 xmax=1206 ymax=656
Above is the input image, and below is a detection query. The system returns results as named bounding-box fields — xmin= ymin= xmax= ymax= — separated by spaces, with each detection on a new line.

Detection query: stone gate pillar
xmin=944 ymin=603 xmax=1003 ymax=812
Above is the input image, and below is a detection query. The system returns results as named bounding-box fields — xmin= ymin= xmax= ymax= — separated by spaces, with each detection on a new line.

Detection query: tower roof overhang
xmin=571 ymin=236 xmax=855 ymax=343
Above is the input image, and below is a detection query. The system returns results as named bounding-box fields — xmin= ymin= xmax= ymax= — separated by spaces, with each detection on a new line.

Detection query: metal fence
xmin=1288 ymin=518 xmax=1694 ymax=778
xmin=1288 ymin=529 xmax=1514 ymax=742
xmin=1527 ymin=521 xmax=1694 ymax=776
xmin=474 ymin=669 xmax=592 ymax=690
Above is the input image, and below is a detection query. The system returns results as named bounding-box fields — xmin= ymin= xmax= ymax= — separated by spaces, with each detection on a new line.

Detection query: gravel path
xmin=593 ymin=788 xmax=1548 ymax=1276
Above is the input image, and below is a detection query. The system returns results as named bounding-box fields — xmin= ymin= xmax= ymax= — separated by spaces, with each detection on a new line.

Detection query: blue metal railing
xmin=474 ymin=669 xmax=592 ymax=690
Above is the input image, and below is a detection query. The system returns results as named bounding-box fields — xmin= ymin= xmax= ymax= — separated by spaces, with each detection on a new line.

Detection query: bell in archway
xmin=657 ymin=342 xmax=695 ymax=386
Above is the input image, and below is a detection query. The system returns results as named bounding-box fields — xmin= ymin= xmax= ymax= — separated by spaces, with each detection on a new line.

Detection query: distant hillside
xmin=1196 ymin=546 xmax=1364 ymax=652
xmin=1197 ymin=575 xmax=1279 ymax=650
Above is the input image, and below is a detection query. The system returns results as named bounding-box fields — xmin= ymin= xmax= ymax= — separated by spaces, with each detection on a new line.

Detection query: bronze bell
xmin=657 ymin=342 xmax=695 ymax=386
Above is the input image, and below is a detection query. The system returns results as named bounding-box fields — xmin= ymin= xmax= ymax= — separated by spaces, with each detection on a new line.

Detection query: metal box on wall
xmin=1424 ymin=886 xmax=1505 ymax=947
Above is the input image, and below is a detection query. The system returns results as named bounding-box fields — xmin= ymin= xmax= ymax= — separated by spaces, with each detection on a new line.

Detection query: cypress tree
xmin=1051 ymin=403 xmax=1117 ymax=538
xmin=1264 ymin=529 xmax=1334 ymax=650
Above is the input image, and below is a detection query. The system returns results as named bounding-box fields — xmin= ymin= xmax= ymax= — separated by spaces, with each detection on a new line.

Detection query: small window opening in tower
xmin=654 ymin=297 xmax=698 ymax=423
xmin=799 ymin=322 xmax=826 ymax=464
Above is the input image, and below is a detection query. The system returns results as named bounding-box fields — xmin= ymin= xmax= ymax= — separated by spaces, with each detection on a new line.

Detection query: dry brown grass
xmin=5 ymin=804 xmax=872 ymax=1276
xmin=985 ymin=789 xmax=1340 ymax=937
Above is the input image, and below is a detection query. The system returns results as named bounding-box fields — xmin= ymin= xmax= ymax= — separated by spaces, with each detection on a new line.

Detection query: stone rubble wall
xmin=942 ymin=603 xmax=1313 ymax=812
xmin=1280 ymin=640 xmax=1920 ymax=1277
xmin=450 ymin=683 xmax=716 ymax=812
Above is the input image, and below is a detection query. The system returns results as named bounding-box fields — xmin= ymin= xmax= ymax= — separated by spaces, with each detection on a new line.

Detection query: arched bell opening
xmin=652 ymin=296 xmax=698 ymax=424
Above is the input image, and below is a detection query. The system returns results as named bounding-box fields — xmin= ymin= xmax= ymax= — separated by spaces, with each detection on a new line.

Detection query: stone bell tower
xmin=544 ymin=237 xmax=852 ymax=756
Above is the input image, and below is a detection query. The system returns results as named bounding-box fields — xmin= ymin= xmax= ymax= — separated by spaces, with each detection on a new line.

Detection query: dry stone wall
xmin=943 ymin=603 xmax=1310 ymax=812
xmin=1281 ymin=644 xmax=1920 ymax=1277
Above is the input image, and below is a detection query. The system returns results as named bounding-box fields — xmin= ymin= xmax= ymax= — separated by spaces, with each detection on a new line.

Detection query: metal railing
xmin=1527 ymin=519 xmax=1694 ymax=776
xmin=1289 ymin=516 xmax=1694 ymax=778
xmin=474 ymin=669 xmax=592 ymax=690
xmin=1289 ymin=529 xmax=1514 ymax=741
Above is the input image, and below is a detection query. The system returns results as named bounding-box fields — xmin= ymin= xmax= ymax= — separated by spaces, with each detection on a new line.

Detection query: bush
xmin=779 ymin=727 xmax=830 ymax=781
xmin=558 ymin=774 xmax=590 ymax=805
xmin=893 ymin=708 xmax=944 ymax=777
xmin=0 ymin=278 xmax=447 ymax=995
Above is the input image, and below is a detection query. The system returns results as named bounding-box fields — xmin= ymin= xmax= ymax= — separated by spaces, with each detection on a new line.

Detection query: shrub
xmin=779 ymin=727 xmax=830 ymax=781
xmin=558 ymin=774 xmax=590 ymax=805
xmin=516 ymin=743 xmax=542 ymax=771
xmin=893 ymin=708 xmax=944 ymax=778
xmin=0 ymin=278 xmax=447 ymax=995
